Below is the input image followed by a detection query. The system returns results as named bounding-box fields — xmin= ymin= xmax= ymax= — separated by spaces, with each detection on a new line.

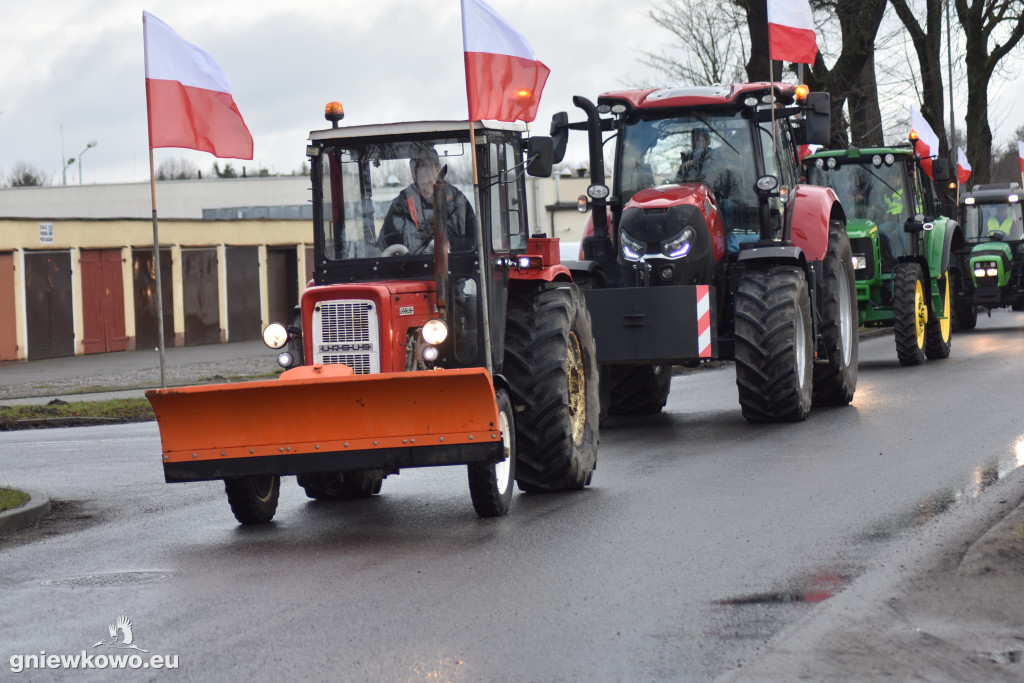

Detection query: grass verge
xmin=0 ymin=398 xmax=155 ymax=430
xmin=0 ymin=487 xmax=30 ymax=512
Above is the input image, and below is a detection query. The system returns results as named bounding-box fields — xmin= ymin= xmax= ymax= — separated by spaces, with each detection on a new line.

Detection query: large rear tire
xmin=296 ymin=471 xmax=384 ymax=500
xmin=813 ymin=220 xmax=859 ymax=406
xmin=224 ymin=474 xmax=280 ymax=524
xmin=504 ymin=284 xmax=599 ymax=491
xmin=925 ymin=270 xmax=952 ymax=359
xmin=734 ymin=266 xmax=813 ymax=422
xmin=893 ymin=262 xmax=927 ymax=365
xmin=607 ymin=364 xmax=672 ymax=415
xmin=468 ymin=388 xmax=516 ymax=517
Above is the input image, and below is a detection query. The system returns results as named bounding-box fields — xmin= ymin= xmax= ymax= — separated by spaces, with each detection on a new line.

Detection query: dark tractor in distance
xmin=551 ymin=82 xmax=858 ymax=422
xmin=804 ymin=147 xmax=961 ymax=366
xmin=953 ymin=183 xmax=1024 ymax=329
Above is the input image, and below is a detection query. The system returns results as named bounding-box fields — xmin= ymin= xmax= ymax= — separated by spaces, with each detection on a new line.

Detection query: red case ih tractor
xmin=551 ymin=83 xmax=858 ymax=421
xmin=147 ymin=111 xmax=599 ymax=524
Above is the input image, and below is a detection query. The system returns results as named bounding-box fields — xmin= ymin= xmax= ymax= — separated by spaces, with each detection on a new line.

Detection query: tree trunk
xmin=847 ymin=55 xmax=884 ymax=146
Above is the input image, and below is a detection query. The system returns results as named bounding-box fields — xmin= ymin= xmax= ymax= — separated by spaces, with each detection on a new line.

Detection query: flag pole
xmin=148 ymin=149 xmax=167 ymax=388
xmin=467 ymin=119 xmax=493 ymax=376
xmin=143 ymin=13 xmax=167 ymax=388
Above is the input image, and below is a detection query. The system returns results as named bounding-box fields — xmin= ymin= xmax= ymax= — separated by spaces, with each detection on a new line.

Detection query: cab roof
xmin=804 ymin=147 xmax=915 ymax=161
xmin=596 ymin=82 xmax=800 ymax=111
xmin=309 ymin=120 xmax=527 ymax=142
xmin=960 ymin=183 xmax=1021 ymax=204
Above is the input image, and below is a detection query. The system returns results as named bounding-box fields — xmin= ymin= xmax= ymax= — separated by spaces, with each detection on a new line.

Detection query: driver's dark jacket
xmin=379 ymin=184 xmax=476 ymax=253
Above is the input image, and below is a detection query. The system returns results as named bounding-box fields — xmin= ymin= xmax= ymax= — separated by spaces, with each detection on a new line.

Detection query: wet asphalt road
xmin=2 ymin=312 xmax=1024 ymax=681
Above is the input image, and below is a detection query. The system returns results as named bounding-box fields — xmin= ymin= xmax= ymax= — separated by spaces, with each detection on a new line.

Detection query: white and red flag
xmin=956 ymin=147 xmax=972 ymax=185
xmin=1018 ymin=141 xmax=1024 ymax=174
xmin=909 ymin=107 xmax=939 ymax=180
xmin=767 ymin=0 xmax=818 ymax=65
xmin=461 ymin=0 xmax=550 ymax=122
xmin=143 ymin=11 xmax=253 ymax=159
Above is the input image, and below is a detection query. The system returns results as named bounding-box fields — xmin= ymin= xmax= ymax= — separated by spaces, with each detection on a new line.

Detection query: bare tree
xmin=889 ymin=0 xmax=950 ymax=158
xmin=955 ymin=0 xmax=1024 ymax=183
xmin=988 ymin=123 xmax=1024 ymax=182
xmin=641 ymin=0 xmax=748 ymax=85
xmin=4 ymin=161 xmax=49 ymax=187
xmin=156 ymin=158 xmax=199 ymax=181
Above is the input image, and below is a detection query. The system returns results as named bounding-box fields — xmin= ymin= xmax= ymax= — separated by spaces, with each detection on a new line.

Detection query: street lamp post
xmin=63 ymin=156 xmax=76 ymax=186
xmin=77 ymin=141 xmax=97 ymax=185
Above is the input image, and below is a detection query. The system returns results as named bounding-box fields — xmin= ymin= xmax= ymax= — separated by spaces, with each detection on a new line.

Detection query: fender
xmin=786 ymin=184 xmax=839 ymax=262
xmin=923 ymin=217 xmax=962 ymax=278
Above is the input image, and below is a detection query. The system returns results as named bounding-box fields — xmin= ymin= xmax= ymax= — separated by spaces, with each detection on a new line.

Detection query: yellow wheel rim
xmin=566 ymin=332 xmax=586 ymax=446
xmin=939 ymin=275 xmax=951 ymax=342
xmin=914 ymin=278 xmax=927 ymax=349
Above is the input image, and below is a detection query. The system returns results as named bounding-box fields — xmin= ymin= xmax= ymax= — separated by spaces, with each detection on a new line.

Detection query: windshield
xmin=319 ymin=137 xmax=478 ymax=261
xmin=619 ymin=111 xmax=756 ymax=208
xmin=962 ymin=202 xmax=1024 ymax=242
xmin=807 ymin=160 xmax=908 ymax=226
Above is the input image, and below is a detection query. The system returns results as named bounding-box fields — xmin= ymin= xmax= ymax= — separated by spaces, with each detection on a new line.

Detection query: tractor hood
xmin=844 ymin=218 xmax=879 ymax=242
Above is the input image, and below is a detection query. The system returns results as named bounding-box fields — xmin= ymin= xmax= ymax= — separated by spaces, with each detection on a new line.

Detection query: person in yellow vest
xmin=986 ymin=203 xmax=1013 ymax=236
xmin=379 ymin=147 xmax=476 ymax=254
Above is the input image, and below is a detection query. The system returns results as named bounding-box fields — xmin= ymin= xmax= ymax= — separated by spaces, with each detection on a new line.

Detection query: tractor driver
xmin=986 ymin=203 xmax=1014 ymax=237
xmin=677 ymin=128 xmax=717 ymax=182
xmin=378 ymin=147 xmax=477 ymax=255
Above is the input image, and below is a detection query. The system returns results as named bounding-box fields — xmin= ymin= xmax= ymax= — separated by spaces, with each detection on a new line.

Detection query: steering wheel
xmin=382 ymin=243 xmax=410 ymax=257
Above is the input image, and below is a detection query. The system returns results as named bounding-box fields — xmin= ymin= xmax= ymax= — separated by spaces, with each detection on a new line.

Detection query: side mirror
xmin=526 ymin=136 xmax=554 ymax=178
xmin=904 ymin=214 xmax=925 ymax=233
xmin=803 ymin=92 xmax=830 ymax=146
xmin=931 ymin=157 xmax=951 ymax=182
xmin=550 ymin=112 xmax=569 ymax=164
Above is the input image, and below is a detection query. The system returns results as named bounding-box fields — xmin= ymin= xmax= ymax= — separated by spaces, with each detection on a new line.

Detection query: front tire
xmin=224 ymin=474 xmax=280 ymax=524
xmin=813 ymin=220 xmax=859 ymax=405
xmin=925 ymin=270 xmax=952 ymax=359
xmin=468 ymin=388 xmax=515 ymax=517
xmin=504 ymin=284 xmax=599 ymax=491
xmin=607 ymin=364 xmax=672 ymax=415
xmin=893 ymin=262 xmax=927 ymax=365
xmin=952 ymin=271 xmax=977 ymax=330
xmin=734 ymin=266 xmax=813 ymax=422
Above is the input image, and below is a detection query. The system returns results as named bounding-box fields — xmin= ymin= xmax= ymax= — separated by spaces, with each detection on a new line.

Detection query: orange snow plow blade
xmin=146 ymin=364 xmax=503 ymax=482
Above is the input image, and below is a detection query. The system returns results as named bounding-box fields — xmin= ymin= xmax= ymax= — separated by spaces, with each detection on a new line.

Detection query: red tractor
xmin=147 ymin=112 xmax=599 ymax=524
xmin=551 ymin=83 xmax=857 ymax=421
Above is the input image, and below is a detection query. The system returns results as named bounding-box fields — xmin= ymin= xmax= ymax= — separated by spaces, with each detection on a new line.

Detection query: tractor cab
xmin=960 ymin=185 xmax=1024 ymax=243
xmin=306 ymin=118 xmax=552 ymax=375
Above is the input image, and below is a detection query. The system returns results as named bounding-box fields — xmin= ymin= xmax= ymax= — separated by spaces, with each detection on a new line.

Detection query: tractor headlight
xmin=852 ymin=255 xmax=867 ymax=270
xmin=987 ymin=267 xmax=999 ymax=277
xmin=277 ymin=351 xmax=293 ymax=368
xmin=420 ymin=345 xmax=439 ymax=362
xmin=421 ymin=319 xmax=448 ymax=345
xmin=620 ymin=230 xmax=646 ymax=261
xmin=974 ymin=268 xmax=986 ymax=278
xmin=661 ymin=226 xmax=695 ymax=258
xmin=263 ymin=322 xmax=289 ymax=349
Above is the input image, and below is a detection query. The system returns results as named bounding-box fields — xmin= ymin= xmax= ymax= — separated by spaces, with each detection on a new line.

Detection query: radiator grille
xmin=312 ymin=299 xmax=380 ymax=373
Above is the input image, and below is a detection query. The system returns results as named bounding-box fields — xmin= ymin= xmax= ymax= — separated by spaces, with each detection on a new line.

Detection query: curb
xmin=0 ymin=489 xmax=51 ymax=532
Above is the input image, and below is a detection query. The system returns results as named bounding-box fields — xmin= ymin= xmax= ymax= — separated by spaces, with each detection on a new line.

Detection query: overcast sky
xmin=2 ymin=0 xmax=1021 ymax=187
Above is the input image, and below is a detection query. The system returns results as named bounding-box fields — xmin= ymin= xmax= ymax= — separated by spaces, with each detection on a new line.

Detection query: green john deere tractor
xmin=952 ymin=183 xmax=1024 ymax=329
xmin=804 ymin=147 xmax=962 ymax=365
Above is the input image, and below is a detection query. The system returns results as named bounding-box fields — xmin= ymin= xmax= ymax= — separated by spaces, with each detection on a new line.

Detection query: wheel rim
xmin=838 ymin=263 xmax=854 ymax=366
xmin=939 ymin=275 xmax=951 ymax=342
xmin=914 ymin=278 xmax=927 ymax=348
xmin=794 ymin=306 xmax=808 ymax=389
xmin=566 ymin=332 xmax=586 ymax=446
xmin=494 ymin=407 xmax=512 ymax=495
xmin=252 ymin=475 xmax=276 ymax=503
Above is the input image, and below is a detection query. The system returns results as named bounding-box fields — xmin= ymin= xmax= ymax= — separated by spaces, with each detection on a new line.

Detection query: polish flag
xmin=461 ymin=0 xmax=550 ymax=122
xmin=143 ymin=12 xmax=253 ymax=159
xmin=956 ymin=147 xmax=972 ymax=185
xmin=767 ymin=0 xmax=818 ymax=65
xmin=909 ymin=107 xmax=939 ymax=180
xmin=1018 ymin=141 xmax=1024 ymax=174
